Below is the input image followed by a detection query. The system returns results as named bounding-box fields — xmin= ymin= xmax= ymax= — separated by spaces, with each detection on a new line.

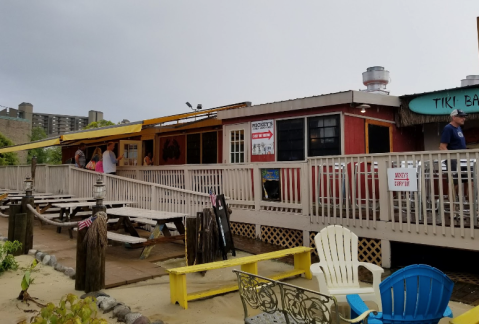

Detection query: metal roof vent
xmin=461 ymin=75 xmax=479 ymax=87
xmin=362 ymin=66 xmax=390 ymax=95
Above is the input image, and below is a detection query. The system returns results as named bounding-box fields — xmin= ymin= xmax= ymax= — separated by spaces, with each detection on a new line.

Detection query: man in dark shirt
xmin=439 ymin=109 xmax=469 ymax=197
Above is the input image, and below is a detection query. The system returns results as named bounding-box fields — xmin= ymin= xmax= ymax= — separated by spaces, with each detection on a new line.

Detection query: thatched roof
xmin=396 ymin=85 xmax=479 ymax=127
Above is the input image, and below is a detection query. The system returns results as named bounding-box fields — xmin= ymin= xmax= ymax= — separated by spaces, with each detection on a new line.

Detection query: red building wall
xmin=344 ymin=115 xmax=366 ymax=154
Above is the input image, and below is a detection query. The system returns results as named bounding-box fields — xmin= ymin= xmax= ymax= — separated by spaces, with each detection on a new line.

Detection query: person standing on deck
xmin=74 ymin=143 xmax=87 ymax=168
xmin=439 ymin=109 xmax=470 ymax=197
xmin=143 ymin=152 xmax=153 ymax=165
xmin=102 ymin=142 xmax=123 ymax=175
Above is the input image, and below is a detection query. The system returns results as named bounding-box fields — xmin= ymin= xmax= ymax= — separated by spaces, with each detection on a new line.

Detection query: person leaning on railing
xmin=439 ymin=109 xmax=472 ymax=199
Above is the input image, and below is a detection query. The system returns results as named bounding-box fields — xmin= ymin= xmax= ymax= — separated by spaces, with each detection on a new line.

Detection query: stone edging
xmin=29 ymin=249 xmax=165 ymax=324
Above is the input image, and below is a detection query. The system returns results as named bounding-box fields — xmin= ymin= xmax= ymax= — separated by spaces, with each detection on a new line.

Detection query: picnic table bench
xmin=168 ymin=246 xmax=313 ymax=309
xmin=107 ymin=207 xmax=187 ymax=259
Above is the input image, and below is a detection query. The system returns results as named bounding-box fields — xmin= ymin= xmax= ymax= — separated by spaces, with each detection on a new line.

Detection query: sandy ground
xmin=0 ymin=252 xmax=473 ymax=324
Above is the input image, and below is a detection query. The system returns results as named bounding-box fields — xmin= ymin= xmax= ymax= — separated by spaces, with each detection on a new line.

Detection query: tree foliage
xmin=26 ymin=127 xmax=62 ymax=165
xmin=27 ymin=127 xmax=48 ymax=164
xmin=83 ymin=119 xmax=116 ymax=130
xmin=0 ymin=131 xmax=19 ymax=166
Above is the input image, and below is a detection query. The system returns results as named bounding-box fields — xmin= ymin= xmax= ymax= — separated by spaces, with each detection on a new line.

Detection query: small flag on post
xmin=209 ymin=188 xmax=216 ymax=207
xmin=78 ymin=217 xmax=93 ymax=231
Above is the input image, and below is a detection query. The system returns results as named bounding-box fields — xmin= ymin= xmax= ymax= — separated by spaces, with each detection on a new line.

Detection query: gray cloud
xmin=0 ymin=1 xmax=478 ymax=122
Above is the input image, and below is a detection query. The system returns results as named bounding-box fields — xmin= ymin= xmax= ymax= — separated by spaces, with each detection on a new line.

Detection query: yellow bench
xmin=450 ymin=305 xmax=479 ymax=324
xmin=168 ymin=246 xmax=312 ymax=309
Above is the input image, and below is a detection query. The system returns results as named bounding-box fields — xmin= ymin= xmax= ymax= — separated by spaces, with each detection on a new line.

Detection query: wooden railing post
xmin=184 ymin=169 xmax=192 ymax=191
xmin=45 ymin=165 xmax=50 ymax=194
xmin=377 ymin=156 xmax=390 ymax=222
xmin=68 ymin=166 xmax=74 ymax=195
xmin=253 ymin=165 xmax=261 ymax=211
xmin=300 ymin=163 xmax=310 ymax=216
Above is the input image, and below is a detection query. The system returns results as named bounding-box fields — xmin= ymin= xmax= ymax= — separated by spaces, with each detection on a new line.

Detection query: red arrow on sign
xmin=394 ymin=177 xmax=409 ymax=181
xmin=252 ymin=130 xmax=273 ymax=140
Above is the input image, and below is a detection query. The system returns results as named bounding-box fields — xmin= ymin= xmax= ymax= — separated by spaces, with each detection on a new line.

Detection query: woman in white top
xmin=102 ymin=142 xmax=123 ymax=175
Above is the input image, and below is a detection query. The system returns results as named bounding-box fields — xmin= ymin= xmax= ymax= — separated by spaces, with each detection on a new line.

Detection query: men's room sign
xmin=252 ymin=120 xmax=274 ymax=155
xmin=387 ymin=168 xmax=417 ymax=192
xmin=409 ymin=88 xmax=479 ymax=115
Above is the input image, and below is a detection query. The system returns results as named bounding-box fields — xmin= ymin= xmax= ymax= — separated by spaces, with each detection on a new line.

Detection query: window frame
xmin=186 ymin=131 xmax=219 ymax=164
xmin=229 ymin=129 xmax=245 ymax=163
xmin=274 ymin=112 xmax=344 ymax=161
xmin=307 ymin=114 xmax=342 ymax=157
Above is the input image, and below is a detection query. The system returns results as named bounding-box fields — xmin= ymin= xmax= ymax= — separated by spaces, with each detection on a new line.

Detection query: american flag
xmin=209 ymin=189 xmax=216 ymax=207
xmin=78 ymin=217 xmax=93 ymax=231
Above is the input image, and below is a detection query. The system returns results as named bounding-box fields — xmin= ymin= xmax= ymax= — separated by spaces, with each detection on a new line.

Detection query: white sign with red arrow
xmin=251 ymin=120 xmax=274 ymax=155
xmin=387 ymin=168 xmax=417 ymax=191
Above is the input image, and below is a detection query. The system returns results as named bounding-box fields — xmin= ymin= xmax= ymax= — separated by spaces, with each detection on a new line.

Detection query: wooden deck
xmin=0 ymin=216 xmax=185 ymax=288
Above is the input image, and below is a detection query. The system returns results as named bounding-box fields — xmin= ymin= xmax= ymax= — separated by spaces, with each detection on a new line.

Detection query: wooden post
xmin=13 ymin=213 xmax=27 ymax=256
xmin=84 ymin=237 xmax=106 ymax=293
xmin=75 ymin=227 xmax=87 ymax=291
xmin=21 ymin=196 xmax=34 ymax=254
xmin=186 ymin=216 xmax=197 ymax=266
xmin=8 ymin=205 xmax=21 ymax=242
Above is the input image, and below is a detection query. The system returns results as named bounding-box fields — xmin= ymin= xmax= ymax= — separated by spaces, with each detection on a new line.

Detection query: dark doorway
xmin=143 ymin=140 xmax=153 ymax=164
xmin=368 ymin=124 xmax=390 ymax=153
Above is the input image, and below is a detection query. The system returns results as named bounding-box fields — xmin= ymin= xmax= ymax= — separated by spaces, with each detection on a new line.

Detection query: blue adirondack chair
xmin=347 ymin=264 xmax=454 ymax=324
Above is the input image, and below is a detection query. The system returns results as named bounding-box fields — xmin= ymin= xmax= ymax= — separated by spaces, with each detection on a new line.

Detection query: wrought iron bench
xmin=233 ymin=270 xmax=376 ymax=324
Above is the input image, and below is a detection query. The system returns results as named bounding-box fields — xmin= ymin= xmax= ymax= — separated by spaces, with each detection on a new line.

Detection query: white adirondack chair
xmin=310 ymin=225 xmax=384 ymax=311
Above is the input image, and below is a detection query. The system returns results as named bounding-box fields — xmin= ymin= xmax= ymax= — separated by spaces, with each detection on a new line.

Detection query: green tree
xmin=0 ymin=132 xmax=19 ymax=166
xmin=46 ymin=147 xmax=62 ymax=165
xmin=83 ymin=119 xmax=116 ymax=130
xmin=27 ymin=127 xmax=48 ymax=164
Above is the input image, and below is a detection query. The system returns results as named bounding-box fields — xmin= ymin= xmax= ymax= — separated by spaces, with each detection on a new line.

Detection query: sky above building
xmin=0 ymin=1 xmax=478 ymax=123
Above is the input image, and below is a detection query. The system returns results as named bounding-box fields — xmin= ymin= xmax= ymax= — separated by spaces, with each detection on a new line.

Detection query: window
xmin=187 ymin=133 xmax=201 ymax=164
xmin=308 ymin=115 xmax=341 ymax=156
xmin=277 ymin=118 xmax=305 ymax=161
xmin=230 ymin=130 xmax=245 ymax=163
xmin=202 ymin=131 xmax=218 ymax=164
xmin=187 ymin=132 xmax=218 ymax=164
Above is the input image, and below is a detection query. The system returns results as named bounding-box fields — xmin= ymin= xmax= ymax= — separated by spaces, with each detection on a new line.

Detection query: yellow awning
xmin=143 ymin=102 xmax=249 ymax=126
xmin=0 ymin=138 xmax=61 ymax=154
xmin=61 ymin=123 xmax=143 ymax=141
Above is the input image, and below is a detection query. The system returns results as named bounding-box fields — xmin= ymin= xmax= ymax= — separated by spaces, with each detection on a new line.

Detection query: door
xmin=119 ymin=140 xmax=142 ymax=166
xmin=366 ymin=120 xmax=393 ymax=153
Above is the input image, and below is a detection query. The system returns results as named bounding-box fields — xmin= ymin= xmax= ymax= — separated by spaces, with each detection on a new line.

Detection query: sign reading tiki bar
xmin=409 ymin=88 xmax=479 ymax=115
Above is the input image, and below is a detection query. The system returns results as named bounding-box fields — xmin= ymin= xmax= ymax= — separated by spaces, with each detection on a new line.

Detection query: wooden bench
xmin=168 ymin=246 xmax=312 ymax=309
xmin=233 ymin=270 xmax=373 ymax=324
xmin=106 ymin=231 xmax=147 ymax=244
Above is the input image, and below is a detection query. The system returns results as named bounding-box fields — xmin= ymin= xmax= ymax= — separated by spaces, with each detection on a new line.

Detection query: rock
xmin=125 ymin=313 xmax=143 ymax=324
xmin=42 ymin=255 xmax=51 ymax=265
xmin=48 ymin=255 xmax=57 ymax=267
xmin=95 ymin=296 xmax=109 ymax=306
xmin=113 ymin=305 xmax=131 ymax=321
xmin=132 ymin=316 xmax=151 ymax=324
xmin=63 ymin=267 xmax=76 ymax=279
xmin=35 ymin=252 xmax=44 ymax=261
xmin=54 ymin=263 xmax=64 ymax=272
xmin=28 ymin=249 xmax=37 ymax=255
xmin=99 ymin=297 xmax=118 ymax=312
xmin=80 ymin=291 xmax=110 ymax=299
xmin=0 ymin=237 xmax=7 ymax=242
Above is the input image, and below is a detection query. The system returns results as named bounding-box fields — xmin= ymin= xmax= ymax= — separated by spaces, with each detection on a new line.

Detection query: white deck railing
xmin=1 ymin=148 xmax=478 ymax=251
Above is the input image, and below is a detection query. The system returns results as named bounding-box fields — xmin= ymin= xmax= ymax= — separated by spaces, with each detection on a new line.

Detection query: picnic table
xmin=8 ymin=194 xmax=74 ymax=202
xmin=106 ymin=207 xmax=187 ymax=259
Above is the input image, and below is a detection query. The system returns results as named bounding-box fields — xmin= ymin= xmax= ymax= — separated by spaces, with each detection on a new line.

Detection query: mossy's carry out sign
xmin=409 ymin=88 xmax=479 ymax=115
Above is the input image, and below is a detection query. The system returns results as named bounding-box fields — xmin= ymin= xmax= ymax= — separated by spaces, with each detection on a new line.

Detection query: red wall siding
xmin=344 ymin=115 xmax=366 ymax=154
xmin=217 ymin=130 xmax=223 ymax=163
xmin=393 ymin=125 xmax=424 ymax=152
xmin=159 ymin=135 xmax=186 ymax=165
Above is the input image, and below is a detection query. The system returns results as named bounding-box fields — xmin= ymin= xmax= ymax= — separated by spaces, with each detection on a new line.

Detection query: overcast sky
xmin=1 ymin=1 xmax=478 ymax=123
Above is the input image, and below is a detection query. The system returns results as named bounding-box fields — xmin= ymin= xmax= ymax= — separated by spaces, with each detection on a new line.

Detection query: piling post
xmin=13 ymin=213 xmax=27 ymax=256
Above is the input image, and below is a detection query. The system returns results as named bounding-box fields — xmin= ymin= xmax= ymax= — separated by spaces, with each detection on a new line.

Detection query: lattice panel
xmin=261 ymin=226 xmax=303 ymax=248
xmin=444 ymin=271 xmax=479 ymax=285
xmin=309 ymin=232 xmax=382 ymax=266
xmin=358 ymin=237 xmax=382 ymax=266
xmin=230 ymin=221 xmax=256 ymax=239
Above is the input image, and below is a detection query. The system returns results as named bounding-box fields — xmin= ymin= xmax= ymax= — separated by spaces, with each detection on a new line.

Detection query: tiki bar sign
xmin=409 ymin=88 xmax=479 ymax=115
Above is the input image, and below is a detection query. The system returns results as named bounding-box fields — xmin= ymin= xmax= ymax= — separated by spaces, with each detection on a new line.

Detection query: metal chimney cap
xmin=366 ymin=66 xmax=385 ymax=72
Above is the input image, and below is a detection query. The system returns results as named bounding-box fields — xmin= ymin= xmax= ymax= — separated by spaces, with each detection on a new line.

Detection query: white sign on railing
xmin=387 ymin=168 xmax=417 ymax=191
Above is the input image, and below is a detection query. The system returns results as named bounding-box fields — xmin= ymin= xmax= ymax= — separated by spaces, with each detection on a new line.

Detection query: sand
xmin=0 ymin=252 xmax=473 ymax=324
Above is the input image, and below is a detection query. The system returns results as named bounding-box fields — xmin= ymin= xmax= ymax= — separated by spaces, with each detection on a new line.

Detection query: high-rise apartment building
xmin=0 ymin=102 xmax=104 ymax=136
